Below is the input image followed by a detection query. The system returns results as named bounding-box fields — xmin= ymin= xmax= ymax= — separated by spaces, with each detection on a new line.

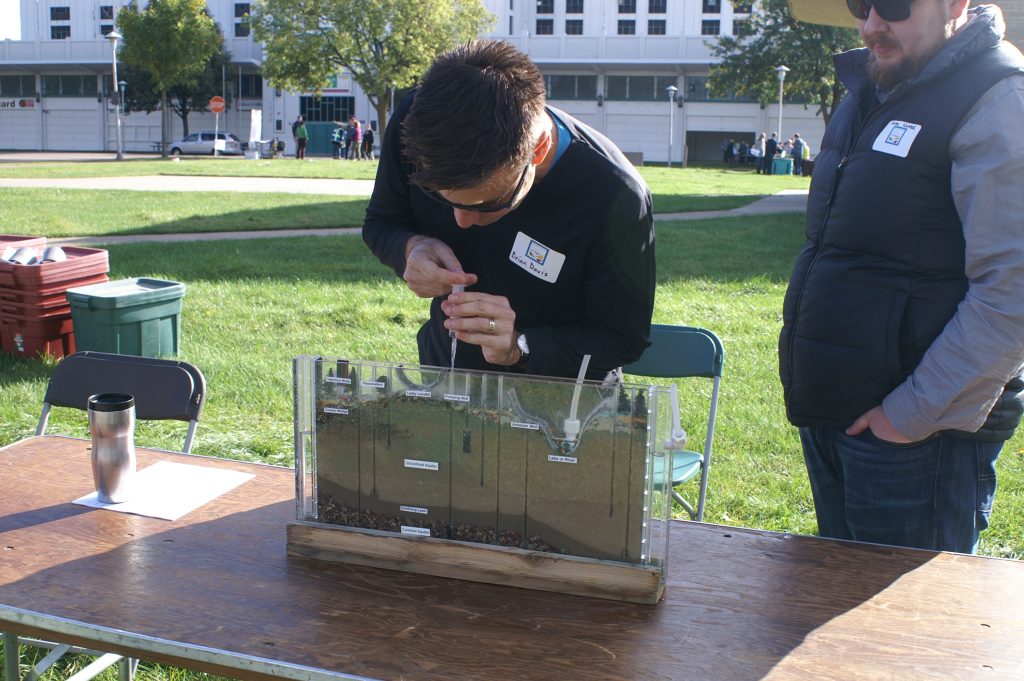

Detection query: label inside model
xmin=400 ymin=526 xmax=431 ymax=537
xmin=400 ymin=505 xmax=429 ymax=515
xmin=548 ymin=455 xmax=578 ymax=464
xmin=363 ymin=380 xmax=386 ymax=389
xmin=404 ymin=459 xmax=440 ymax=471
xmin=405 ymin=389 xmax=432 ymax=398
xmin=511 ymin=421 xmax=540 ymax=430
xmin=443 ymin=393 xmax=470 ymax=403
xmin=323 ymin=407 xmax=349 ymax=415
xmin=325 ymin=376 xmax=351 ymax=384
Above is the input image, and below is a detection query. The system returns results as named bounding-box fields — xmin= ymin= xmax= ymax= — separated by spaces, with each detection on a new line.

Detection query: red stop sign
xmin=209 ymin=96 xmax=226 ymax=113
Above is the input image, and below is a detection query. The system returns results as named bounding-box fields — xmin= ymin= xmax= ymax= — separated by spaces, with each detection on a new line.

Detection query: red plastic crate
xmin=0 ymin=247 xmax=109 ymax=289
xmin=0 ymin=313 xmax=75 ymax=358
xmin=0 ymin=273 xmax=109 ymax=308
xmin=0 ymin=235 xmax=47 ymax=252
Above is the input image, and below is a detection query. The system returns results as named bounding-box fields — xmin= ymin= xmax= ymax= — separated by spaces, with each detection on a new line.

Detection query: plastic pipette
xmin=449 ymin=284 xmax=465 ymax=372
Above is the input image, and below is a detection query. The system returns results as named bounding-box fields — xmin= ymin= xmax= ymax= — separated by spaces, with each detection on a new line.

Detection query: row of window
xmin=528 ymin=0 xmax=747 ymax=14
xmin=543 ymin=74 xmax=752 ymax=102
xmin=44 ymin=4 xmax=254 ymax=40
xmin=0 ymin=74 xmax=263 ymax=99
xmin=534 ymin=17 xmax=747 ymax=35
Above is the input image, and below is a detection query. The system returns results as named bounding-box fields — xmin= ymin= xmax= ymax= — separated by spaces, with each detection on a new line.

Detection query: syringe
xmin=449 ymin=284 xmax=465 ymax=372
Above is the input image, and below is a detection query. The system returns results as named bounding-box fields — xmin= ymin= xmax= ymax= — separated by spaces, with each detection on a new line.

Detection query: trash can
xmin=66 ymin=278 xmax=186 ymax=358
xmin=772 ymin=158 xmax=794 ymax=176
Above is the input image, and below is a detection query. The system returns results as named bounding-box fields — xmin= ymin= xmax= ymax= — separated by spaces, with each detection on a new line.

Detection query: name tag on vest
xmin=509 ymin=231 xmax=565 ymax=283
xmin=872 ymin=120 xmax=922 ymax=158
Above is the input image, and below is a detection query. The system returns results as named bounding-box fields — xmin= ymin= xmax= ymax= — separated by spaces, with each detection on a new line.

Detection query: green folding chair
xmin=623 ymin=325 xmax=724 ymax=521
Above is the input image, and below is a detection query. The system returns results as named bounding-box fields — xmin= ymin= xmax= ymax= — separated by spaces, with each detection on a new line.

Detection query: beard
xmin=865 ymin=19 xmax=952 ymax=91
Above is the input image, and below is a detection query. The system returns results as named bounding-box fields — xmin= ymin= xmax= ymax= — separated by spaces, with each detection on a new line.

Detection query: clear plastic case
xmin=294 ymin=356 xmax=672 ymax=574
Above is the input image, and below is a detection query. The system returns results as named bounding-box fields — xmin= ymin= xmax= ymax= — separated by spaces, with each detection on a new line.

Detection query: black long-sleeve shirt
xmin=363 ymin=92 xmax=656 ymax=380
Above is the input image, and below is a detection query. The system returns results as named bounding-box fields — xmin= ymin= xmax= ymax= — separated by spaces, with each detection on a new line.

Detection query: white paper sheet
xmin=73 ymin=460 xmax=254 ymax=521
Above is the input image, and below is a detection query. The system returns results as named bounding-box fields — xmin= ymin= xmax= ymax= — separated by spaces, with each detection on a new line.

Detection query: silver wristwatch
xmin=515 ymin=333 xmax=530 ymax=367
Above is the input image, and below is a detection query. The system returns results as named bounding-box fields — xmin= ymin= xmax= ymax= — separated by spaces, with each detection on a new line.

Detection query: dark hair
xmin=402 ymin=40 xmax=547 ymax=191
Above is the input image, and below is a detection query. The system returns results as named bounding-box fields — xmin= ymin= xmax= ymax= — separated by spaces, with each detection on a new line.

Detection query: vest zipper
xmin=785 ymin=154 xmax=849 ymax=392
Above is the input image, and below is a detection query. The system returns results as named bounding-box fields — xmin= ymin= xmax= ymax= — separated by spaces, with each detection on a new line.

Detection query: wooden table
xmin=2 ymin=436 xmax=1023 ymax=680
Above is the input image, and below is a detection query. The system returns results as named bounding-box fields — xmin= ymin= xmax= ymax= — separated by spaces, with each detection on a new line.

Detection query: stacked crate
xmin=0 ymin=236 xmax=109 ymax=358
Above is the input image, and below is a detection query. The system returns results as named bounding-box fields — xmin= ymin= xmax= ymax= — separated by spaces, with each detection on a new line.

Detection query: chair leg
xmin=672 ymin=490 xmax=697 ymax=520
xmin=118 ymin=656 xmax=137 ymax=680
xmin=4 ymin=632 xmax=21 ymax=681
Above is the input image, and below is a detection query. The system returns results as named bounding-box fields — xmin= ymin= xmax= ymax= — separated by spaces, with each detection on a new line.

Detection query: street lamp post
xmin=775 ymin=65 xmax=790 ymax=143
xmin=107 ymin=30 xmax=123 ymax=161
xmin=666 ymin=85 xmax=678 ymax=168
xmin=119 ymin=80 xmax=127 ymax=154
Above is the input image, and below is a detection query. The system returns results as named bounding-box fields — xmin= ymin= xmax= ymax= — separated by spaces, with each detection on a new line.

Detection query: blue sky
xmin=1 ymin=3 xmax=20 ymax=40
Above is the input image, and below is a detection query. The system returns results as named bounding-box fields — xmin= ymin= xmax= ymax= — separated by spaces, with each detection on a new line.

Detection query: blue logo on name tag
xmin=526 ymin=240 xmax=548 ymax=265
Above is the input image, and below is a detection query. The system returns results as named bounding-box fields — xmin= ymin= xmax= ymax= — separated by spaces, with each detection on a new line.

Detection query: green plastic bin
xmin=66 ymin=278 xmax=186 ymax=357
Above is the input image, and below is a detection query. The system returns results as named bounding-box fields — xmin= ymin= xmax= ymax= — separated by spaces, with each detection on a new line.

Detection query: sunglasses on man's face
xmin=847 ymin=0 xmax=913 ymax=22
xmin=426 ymin=161 xmax=532 ymax=214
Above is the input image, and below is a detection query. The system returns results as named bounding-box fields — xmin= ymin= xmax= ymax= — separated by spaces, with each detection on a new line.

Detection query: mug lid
xmin=88 ymin=393 xmax=135 ymax=412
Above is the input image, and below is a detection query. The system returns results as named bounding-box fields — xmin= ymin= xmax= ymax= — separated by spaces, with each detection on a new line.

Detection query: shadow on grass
xmin=0 ymin=354 xmax=55 ymax=388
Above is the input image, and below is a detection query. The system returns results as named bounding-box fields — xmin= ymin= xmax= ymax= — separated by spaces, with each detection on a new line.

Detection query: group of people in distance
xmin=724 ymin=132 xmax=810 ymax=175
xmin=286 ymin=115 xmax=376 ymax=160
xmin=360 ymin=1 xmax=1023 ymax=558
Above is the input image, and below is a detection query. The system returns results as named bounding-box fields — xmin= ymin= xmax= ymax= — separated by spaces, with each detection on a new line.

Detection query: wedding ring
xmin=487 ymin=319 xmax=496 ymax=333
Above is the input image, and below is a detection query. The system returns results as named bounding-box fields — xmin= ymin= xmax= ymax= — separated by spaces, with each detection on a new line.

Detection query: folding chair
xmin=623 ymin=325 xmax=724 ymax=521
xmin=5 ymin=351 xmax=207 ymax=681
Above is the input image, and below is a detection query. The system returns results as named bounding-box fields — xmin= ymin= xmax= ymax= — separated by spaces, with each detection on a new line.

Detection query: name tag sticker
xmin=872 ymin=120 xmax=922 ymax=158
xmin=509 ymin=231 xmax=565 ymax=283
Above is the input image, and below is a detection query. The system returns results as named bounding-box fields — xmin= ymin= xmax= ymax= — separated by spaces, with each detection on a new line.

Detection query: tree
xmin=123 ymin=42 xmax=233 ymax=139
xmin=117 ymin=0 xmax=221 ymax=155
xmin=708 ymin=0 xmax=861 ymax=127
xmin=252 ymin=0 xmax=495 ymax=130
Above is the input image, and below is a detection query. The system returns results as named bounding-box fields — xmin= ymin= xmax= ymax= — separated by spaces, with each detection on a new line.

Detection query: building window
xmin=617 ymin=19 xmax=636 ymax=34
xmin=606 ymin=75 xmax=677 ymax=101
xmin=703 ymin=0 xmax=720 ymax=12
xmin=234 ymin=3 xmax=250 ymax=18
xmin=545 ymin=74 xmax=597 ymax=100
xmin=234 ymin=3 xmax=250 ymax=37
xmin=0 ymin=75 xmax=35 ymax=97
xmin=50 ymin=6 xmax=70 ymax=21
xmin=648 ymin=19 xmax=666 ymax=34
xmin=686 ymin=76 xmax=709 ymax=100
xmin=41 ymin=75 xmax=97 ymax=97
xmin=734 ymin=2 xmax=753 ymax=13
xmin=100 ymin=24 xmax=114 ymax=35
xmin=536 ymin=19 xmax=554 ymax=34
xmin=618 ymin=0 xmax=636 ymax=13
xmin=701 ymin=19 xmax=720 ymax=34
xmin=566 ymin=0 xmax=584 ymax=13
xmin=100 ymin=5 xmax=114 ymax=20
xmin=509 ymin=16 xmax=513 ymax=33
xmin=300 ymin=95 xmax=354 ymax=123
xmin=649 ymin=0 xmax=666 ymax=12
xmin=50 ymin=25 xmax=71 ymax=39
xmin=536 ymin=0 xmax=553 ymax=13
xmin=565 ymin=19 xmax=583 ymax=34
xmin=733 ymin=19 xmax=753 ymax=36
xmin=235 ymin=22 xmax=250 ymax=37
xmin=240 ymin=74 xmax=263 ymax=98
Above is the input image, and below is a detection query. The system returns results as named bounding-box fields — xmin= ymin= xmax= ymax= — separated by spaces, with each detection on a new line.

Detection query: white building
xmin=0 ymin=0 xmax=828 ymax=161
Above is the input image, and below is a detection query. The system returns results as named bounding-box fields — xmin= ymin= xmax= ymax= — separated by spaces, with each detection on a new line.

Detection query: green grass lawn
xmin=0 ymin=160 xmax=810 ymax=230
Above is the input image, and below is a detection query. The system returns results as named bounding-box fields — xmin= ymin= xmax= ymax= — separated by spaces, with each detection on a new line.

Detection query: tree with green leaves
xmin=123 ymin=40 xmax=233 ymax=139
xmin=117 ymin=0 xmax=221 ymax=155
xmin=252 ymin=0 xmax=495 ymax=129
xmin=709 ymin=0 xmax=861 ymax=127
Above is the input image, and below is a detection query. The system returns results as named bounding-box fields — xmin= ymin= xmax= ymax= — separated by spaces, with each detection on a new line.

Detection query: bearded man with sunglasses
xmin=780 ymin=0 xmax=1024 ymax=553
xmin=363 ymin=41 xmax=656 ymax=380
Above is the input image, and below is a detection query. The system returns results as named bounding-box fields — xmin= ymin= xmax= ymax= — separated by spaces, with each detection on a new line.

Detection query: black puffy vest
xmin=779 ymin=41 xmax=1024 ymax=440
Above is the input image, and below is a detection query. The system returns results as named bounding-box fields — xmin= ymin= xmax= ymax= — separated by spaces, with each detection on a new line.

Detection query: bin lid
xmin=65 ymin=277 xmax=186 ymax=309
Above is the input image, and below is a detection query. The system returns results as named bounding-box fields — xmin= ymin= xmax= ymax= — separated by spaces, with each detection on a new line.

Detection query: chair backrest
xmin=37 ymin=351 xmax=206 ymax=452
xmin=623 ymin=325 xmax=724 ymax=380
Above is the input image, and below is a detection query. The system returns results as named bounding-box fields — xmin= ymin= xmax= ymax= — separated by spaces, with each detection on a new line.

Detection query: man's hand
xmin=441 ymin=291 xmax=521 ymax=366
xmin=403 ymin=236 xmax=478 ymax=298
xmin=846 ymin=405 xmax=913 ymax=444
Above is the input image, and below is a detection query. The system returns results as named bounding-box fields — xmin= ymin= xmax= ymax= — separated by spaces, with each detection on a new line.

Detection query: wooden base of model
xmin=286 ymin=521 xmax=665 ymax=604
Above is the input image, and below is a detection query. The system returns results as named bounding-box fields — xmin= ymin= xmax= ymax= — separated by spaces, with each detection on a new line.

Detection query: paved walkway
xmin=0 ymin=169 xmax=808 ymax=245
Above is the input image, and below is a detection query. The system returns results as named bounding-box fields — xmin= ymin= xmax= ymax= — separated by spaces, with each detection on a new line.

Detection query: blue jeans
xmin=800 ymin=426 xmax=1002 ymax=553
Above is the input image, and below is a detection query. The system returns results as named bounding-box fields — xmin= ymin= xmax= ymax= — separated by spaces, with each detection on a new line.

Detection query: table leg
xmin=3 ymin=632 xmax=21 ymax=681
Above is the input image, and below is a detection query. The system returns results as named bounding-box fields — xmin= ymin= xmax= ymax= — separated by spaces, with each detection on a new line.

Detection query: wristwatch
xmin=514 ymin=333 xmax=530 ymax=368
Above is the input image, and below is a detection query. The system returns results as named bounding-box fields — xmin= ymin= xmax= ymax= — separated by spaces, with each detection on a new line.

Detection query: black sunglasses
xmin=847 ymin=0 xmax=913 ymax=22
xmin=425 ymin=161 xmax=532 ymax=214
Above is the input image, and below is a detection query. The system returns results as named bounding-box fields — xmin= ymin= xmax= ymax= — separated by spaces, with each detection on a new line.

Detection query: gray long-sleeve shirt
xmin=883 ymin=73 xmax=1024 ymax=440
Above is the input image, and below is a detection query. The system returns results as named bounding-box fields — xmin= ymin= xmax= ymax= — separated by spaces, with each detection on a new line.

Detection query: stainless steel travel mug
xmin=88 ymin=393 xmax=137 ymax=503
